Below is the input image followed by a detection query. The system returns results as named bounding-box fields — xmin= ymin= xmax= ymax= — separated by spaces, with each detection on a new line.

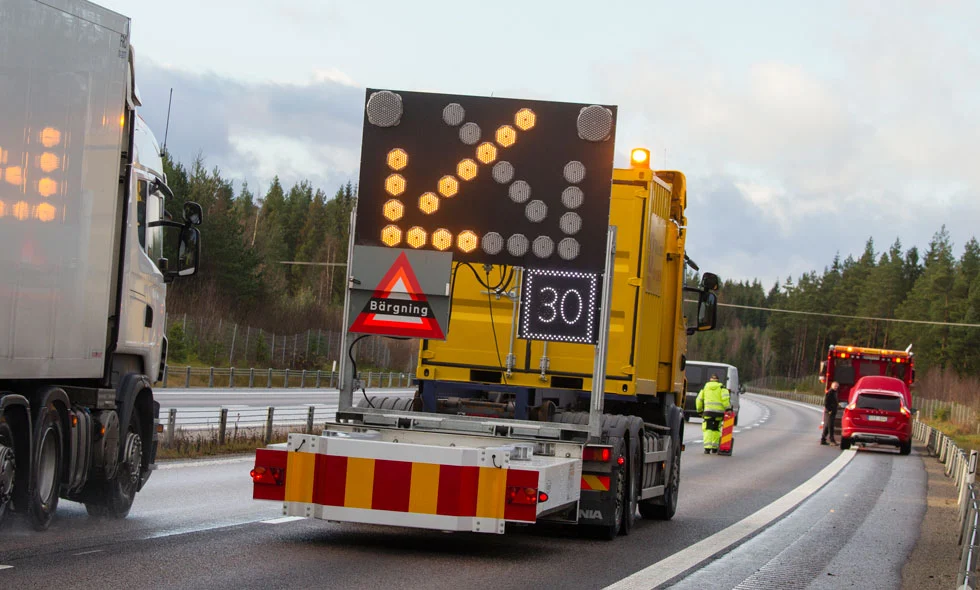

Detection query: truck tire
xmin=0 ymin=422 xmax=16 ymax=527
xmin=29 ymin=404 xmax=64 ymax=531
xmin=86 ymin=412 xmax=142 ymax=519
xmin=639 ymin=407 xmax=682 ymax=521
xmin=621 ymin=417 xmax=645 ymax=535
xmin=589 ymin=436 xmax=626 ymax=540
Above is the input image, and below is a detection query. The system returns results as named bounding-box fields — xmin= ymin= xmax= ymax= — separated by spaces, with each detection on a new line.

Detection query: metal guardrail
xmin=160 ymin=365 xmax=412 ymax=389
xmin=752 ymin=388 xmax=980 ymax=587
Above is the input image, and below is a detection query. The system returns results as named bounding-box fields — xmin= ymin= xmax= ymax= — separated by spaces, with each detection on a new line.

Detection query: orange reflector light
xmin=583 ymin=446 xmax=612 ymax=462
xmin=630 ymin=148 xmax=650 ymax=168
xmin=71 ymin=414 xmax=79 ymax=427
xmin=250 ymin=466 xmax=285 ymax=486
xmin=155 ymin=423 xmax=164 ymax=434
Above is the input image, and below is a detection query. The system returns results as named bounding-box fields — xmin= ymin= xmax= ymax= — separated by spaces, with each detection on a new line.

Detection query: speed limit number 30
xmin=519 ymin=268 xmax=600 ymax=344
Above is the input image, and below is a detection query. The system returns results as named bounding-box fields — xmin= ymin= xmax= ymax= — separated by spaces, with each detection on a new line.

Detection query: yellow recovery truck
xmin=252 ymin=90 xmax=718 ymax=539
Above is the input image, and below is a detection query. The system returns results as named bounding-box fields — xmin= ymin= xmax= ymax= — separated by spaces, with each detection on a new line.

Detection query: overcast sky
xmin=101 ymin=0 xmax=980 ymax=288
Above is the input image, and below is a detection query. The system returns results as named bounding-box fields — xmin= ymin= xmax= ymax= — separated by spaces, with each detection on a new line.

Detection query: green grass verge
xmin=921 ymin=418 xmax=980 ymax=452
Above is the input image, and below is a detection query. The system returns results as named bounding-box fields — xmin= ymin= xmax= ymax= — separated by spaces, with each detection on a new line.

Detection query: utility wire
xmin=684 ymin=300 xmax=980 ymax=328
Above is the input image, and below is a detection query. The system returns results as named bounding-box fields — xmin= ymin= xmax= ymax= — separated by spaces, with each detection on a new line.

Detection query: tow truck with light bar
xmin=252 ymin=90 xmax=720 ymax=539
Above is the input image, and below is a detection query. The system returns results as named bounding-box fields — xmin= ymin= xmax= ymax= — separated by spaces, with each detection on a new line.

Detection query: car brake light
xmin=250 ymin=466 xmax=285 ymax=486
xmin=583 ymin=446 xmax=612 ymax=462
xmin=506 ymin=486 xmax=538 ymax=505
xmin=900 ymin=406 xmax=910 ymax=417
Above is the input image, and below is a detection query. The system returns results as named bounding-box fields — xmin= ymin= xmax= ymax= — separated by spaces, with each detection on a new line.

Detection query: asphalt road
xmin=0 ymin=395 xmax=926 ymax=589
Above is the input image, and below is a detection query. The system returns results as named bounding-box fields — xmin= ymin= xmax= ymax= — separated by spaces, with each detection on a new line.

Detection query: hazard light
xmin=0 ymin=200 xmax=5 ymax=218
xmin=456 ymin=159 xmax=478 ymax=181
xmin=476 ymin=142 xmax=498 ymax=164
xmin=437 ymin=175 xmax=458 ymax=198
xmin=39 ymin=152 xmax=59 ymax=173
xmin=37 ymin=178 xmax=58 ymax=198
xmin=381 ymin=225 xmax=402 ymax=246
xmin=419 ymin=192 xmax=440 ymax=214
xmin=386 ymin=148 xmax=408 ymax=170
xmin=630 ymin=148 xmax=650 ymax=168
xmin=432 ymin=228 xmax=452 ymax=251
xmin=456 ymin=230 xmax=478 ymax=253
xmin=35 ymin=203 xmax=56 ymax=222
xmin=5 ymin=166 xmax=23 ymax=185
xmin=496 ymin=125 xmax=516 ymax=147
xmin=385 ymin=174 xmax=406 ymax=196
xmin=406 ymin=226 xmax=427 ymax=249
xmin=40 ymin=127 xmax=61 ymax=148
xmin=514 ymin=108 xmax=536 ymax=131
xmin=383 ymin=199 xmax=404 ymax=221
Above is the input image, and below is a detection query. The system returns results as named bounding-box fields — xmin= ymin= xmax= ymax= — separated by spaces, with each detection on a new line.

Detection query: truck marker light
xmin=459 ymin=122 xmax=481 ymax=145
xmin=13 ymin=201 xmax=29 ymax=221
xmin=407 ymin=226 xmax=427 ymax=249
xmin=583 ymin=446 xmax=612 ymax=462
xmin=386 ymin=148 xmax=408 ymax=170
xmin=35 ymin=203 xmax=56 ymax=222
xmin=40 ymin=127 xmax=61 ymax=147
xmin=532 ymin=235 xmax=554 ymax=259
xmin=456 ymin=230 xmax=478 ymax=253
xmin=5 ymin=166 xmax=23 ymax=185
xmin=383 ymin=199 xmax=404 ymax=221
xmin=437 ymin=176 xmax=458 ymax=198
xmin=39 ymin=152 xmax=59 ymax=173
xmin=442 ymin=103 xmax=465 ymax=126
xmin=514 ymin=108 xmax=536 ymax=131
xmin=432 ymin=228 xmax=452 ymax=251
xmin=561 ymin=186 xmax=583 ymax=209
xmin=617 ymin=456 xmax=625 ymax=466
xmin=630 ymin=148 xmax=650 ymax=168
xmin=419 ymin=192 xmax=440 ymax=214
xmin=560 ymin=212 xmax=581 ymax=235
xmin=538 ymin=492 xmax=549 ymax=503
xmin=506 ymin=486 xmax=538 ymax=505
xmin=495 ymin=125 xmax=516 ymax=147
xmin=381 ymin=225 xmax=402 ymax=246
xmin=525 ymin=199 xmax=547 ymax=223
xmin=119 ymin=114 xmax=126 ymax=128
xmin=456 ymin=159 xmax=478 ymax=181
xmin=385 ymin=174 xmax=406 ymax=196
xmin=492 ymin=161 xmax=514 ymax=184
xmin=563 ymin=160 xmax=585 ymax=184
xmin=508 ymin=180 xmax=531 ymax=203
xmin=476 ymin=142 xmax=497 ymax=165
xmin=482 ymin=232 xmax=504 ymax=255
xmin=38 ymin=178 xmax=57 ymax=198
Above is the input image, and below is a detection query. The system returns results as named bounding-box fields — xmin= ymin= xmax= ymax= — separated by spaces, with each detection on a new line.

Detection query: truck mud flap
xmin=577 ymin=471 xmax=621 ymax=527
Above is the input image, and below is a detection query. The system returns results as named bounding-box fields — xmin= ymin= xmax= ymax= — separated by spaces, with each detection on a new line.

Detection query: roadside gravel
xmin=902 ymin=441 xmax=961 ymax=589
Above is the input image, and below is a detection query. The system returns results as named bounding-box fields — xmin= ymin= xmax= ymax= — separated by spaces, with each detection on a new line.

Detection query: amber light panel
xmin=456 ymin=159 xmax=478 ymax=181
xmin=38 ymin=178 xmax=58 ymax=198
xmin=4 ymin=166 xmax=23 ymax=185
xmin=383 ymin=199 xmax=405 ymax=221
xmin=476 ymin=142 xmax=498 ymax=164
xmin=495 ymin=125 xmax=517 ymax=147
xmin=514 ymin=108 xmax=536 ymax=131
xmin=406 ymin=226 xmax=427 ymax=249
xmin=40 ymin=127 xmax=62 ymax=147
xmin=39 ymin=152 xmax=60 ymax=173
xmin=432 ymin=228 xmax=453 ymax=251
xmin=437 ymin=176 xmax=458 ymax=198
xmin=385 ymin=174 xmax=406 ymax=196
xmin=419 ymin=192 xmax=440 ymax=214
xmin=381 ymin=225 xmax=402 ymax=246
xmin=35 ymin=203 xmax=57 ymax=222
xmin=457 ymin=230 xmax=478 ymax=253
xmin=0 ymin=200 xmax=6 ymax=218
xmin=387 ymin=148 xmax=408 ymax=170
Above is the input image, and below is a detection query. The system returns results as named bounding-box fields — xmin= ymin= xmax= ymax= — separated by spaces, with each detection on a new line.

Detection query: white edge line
xmin=262 ymin=516 xmax=307 ymax=524
xmin=156 ymin=456 xmax=254 ymax=470
xmin=0 ymin=565 xmax=12 ymax=571
xmin=73 ymin=549 xmax=104 ymax=556
xmin=603 ymin=449 xmax=856 ymax=590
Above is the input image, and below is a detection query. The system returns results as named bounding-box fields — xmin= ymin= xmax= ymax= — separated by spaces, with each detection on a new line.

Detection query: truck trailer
xmin=0 ymin=0 xmax=203 ymax=530
xmin=252 ymin=91 xmax=719 ymax=539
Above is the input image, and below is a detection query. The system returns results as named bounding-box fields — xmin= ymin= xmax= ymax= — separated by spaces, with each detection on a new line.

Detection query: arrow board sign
xmin=347 ymin=246 xmax=452 ymax=340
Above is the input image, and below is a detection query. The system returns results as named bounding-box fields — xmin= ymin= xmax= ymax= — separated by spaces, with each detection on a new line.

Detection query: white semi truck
xmin=0 ymin=0 xmax=202 ymax=530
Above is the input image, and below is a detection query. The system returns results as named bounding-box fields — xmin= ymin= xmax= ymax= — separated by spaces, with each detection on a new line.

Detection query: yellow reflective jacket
xmin=696 ymin=381 xmax=731 ymax=414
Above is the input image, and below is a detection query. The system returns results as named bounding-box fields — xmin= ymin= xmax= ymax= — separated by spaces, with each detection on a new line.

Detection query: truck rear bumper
xmin=253 ymin=429 xmax=582 ymax=534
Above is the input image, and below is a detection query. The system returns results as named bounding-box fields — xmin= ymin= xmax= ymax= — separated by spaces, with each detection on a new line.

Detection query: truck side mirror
xmin=175 ymin=227 xmax=200 ymax=277
xmin=697 ymin=291 xmax=717 ymax=331
xmin=701 ymin=272 xmax=720 ymax=292
xmin=183 ymin=201 xmax=203 ymax=226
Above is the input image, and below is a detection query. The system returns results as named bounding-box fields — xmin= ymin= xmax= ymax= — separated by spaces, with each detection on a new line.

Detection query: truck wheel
xmin=640 ymin=434 xmax=680 ymax=521
xmin=899 ymin=440 xmax=912 ymax=456
xmin=585 ymin=437 xmax=625 ymax=540
xmin=621 ymin=431 xmax=641 ymax=535
xmin=29 ymin=405 xmax=63 ymax=531
xmin=0 ymin=422 xmax=16 ymax=527
xmin=86 ymin=413 xmax=142 ymax=519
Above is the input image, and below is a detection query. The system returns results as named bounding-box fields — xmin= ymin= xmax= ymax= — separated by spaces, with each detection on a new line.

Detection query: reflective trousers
xmin=702 ymin=411 xmax=724 ymax=450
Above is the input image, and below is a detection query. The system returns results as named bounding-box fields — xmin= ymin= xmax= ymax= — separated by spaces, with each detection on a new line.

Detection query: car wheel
xmin=840 ymin=437 xmax=851 ymax=451
xmin=899 ymin=439 xmax=912 ymax=455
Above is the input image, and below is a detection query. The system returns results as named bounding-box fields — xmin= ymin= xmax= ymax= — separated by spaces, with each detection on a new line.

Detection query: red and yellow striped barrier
xmin=718 ymin=410 xmax=735 ymax=456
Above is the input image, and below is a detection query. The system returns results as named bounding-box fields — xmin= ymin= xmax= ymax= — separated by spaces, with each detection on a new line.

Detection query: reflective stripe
xmin=345 ymin=457 xmax=376 ymax=509
xmin=581 ymin=474 xmax=610 ymax=491
xmin=476 ymin=467 xmax=507 ymax=519
xmin=409 ymin=462 xmax=441 ymax=514
xmin=284 ymin=451 xmax=315 ymax=503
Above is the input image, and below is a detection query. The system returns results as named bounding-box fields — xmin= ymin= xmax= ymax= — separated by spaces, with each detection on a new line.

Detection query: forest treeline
xmin=160 ymin=153 xmax=979 ymax=383
xmin=688 ymin=228 xmax=980 ymax=384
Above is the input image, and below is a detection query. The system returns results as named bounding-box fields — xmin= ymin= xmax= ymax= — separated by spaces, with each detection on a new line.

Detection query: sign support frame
xmin=588 ymin=226 xmax=617 ymax=440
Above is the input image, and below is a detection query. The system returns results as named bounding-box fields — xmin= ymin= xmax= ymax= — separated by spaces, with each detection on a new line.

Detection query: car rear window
xmin=855 ymin=393 xmax=902 ymax=412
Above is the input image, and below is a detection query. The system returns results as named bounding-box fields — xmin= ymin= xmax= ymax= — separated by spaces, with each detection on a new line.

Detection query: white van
xmin=683 ymin=361 xmax=742 ymax=423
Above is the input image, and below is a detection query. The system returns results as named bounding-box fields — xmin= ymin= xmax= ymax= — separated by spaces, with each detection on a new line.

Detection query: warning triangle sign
xmin=349 ymin=252 xmax=445 ymax=339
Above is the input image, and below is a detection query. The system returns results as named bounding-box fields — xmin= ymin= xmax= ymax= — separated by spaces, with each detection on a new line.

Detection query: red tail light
xmin=616 ymin=455 xmax=625 ymax=466
xmin=250 ymin=466 xmax=285 ymax=486
xmin=506 ymin=486 xmax=538 ymax=505
xmin=583 ymin=446 xmax=612 ymax=462
xmin=538 ymin=492 xmax=549 ymax=503
xmin=900 ymin=406 xmax=910 ymax=417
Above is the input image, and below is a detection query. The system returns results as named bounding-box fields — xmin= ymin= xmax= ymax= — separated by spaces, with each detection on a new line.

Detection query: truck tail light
xmin=583 ymin=445 xmax=612 ymax=462
xmin=253 ymin=448 xmax=288 ymax=501
xmin=506 ymin=486 xmax=538 ymax=505
xmin=250 ymin=466 xmax=285 ymax=486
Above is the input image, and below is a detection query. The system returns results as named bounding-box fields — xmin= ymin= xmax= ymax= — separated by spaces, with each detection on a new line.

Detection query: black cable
xmin=485 ymin=268 xmax=508 ymax=386
xmin=347 ymin=334 xmax=373 ymax=408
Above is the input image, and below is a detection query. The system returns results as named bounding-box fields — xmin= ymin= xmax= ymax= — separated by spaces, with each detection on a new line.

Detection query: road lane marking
xmin=604 ymin=449 xmax=856 ymax=590
xmin=157 ymin=456 xmax=254 ymax=470
xmin=262 ymin=516 xmax=307 ymax=524
xmin=73 ymin=549 xmax=104 ymax=556
xmin=0 ymin=565 xmax=12 ymax=571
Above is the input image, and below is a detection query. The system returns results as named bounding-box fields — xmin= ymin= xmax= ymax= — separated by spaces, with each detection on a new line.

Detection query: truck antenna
xmin=161 ymin=87 xmax=173 ymax=156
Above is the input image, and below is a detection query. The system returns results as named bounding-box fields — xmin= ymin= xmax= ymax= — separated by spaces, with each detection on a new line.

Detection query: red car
xmin=840 ymin=376 xmax=913 ymax=455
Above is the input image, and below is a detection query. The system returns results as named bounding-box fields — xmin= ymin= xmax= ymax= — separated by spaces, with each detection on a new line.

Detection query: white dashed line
xmin=0 ymin=565 xmax=13 ymax=571
xmin=73 ymin=549 xmax=104 ymax=556
xmin=156 ymin=456 xmax=253 ymax=470
xmin=262 ymin=516 xmax=306 ymax=525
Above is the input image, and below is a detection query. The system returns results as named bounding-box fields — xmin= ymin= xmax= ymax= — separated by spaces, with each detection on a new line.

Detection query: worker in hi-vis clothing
xmin=696 ymin=374 xmax=731 ymax=454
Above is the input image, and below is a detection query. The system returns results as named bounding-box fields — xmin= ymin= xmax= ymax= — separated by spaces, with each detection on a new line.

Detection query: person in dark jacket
xmin=821 ymin=381 xmax=840 ymax=445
